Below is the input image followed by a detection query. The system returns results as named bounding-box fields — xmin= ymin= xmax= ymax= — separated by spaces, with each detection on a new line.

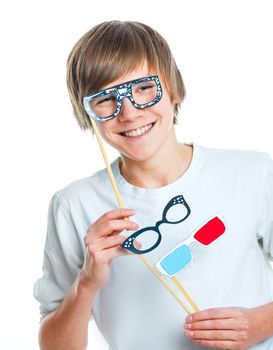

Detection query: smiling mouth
xmin=120 ymin=122 xmax=156 ymax=138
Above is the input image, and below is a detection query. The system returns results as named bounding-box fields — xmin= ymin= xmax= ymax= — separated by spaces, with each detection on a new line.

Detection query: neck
xmin=119 ymin=135 xmax=193 ymax=189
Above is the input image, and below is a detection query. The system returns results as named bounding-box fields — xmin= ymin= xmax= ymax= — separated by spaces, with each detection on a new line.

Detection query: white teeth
xmin=123 ymin=123 xmax=153 ymax=138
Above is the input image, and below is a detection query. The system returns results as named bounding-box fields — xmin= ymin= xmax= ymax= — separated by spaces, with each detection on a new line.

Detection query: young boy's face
xmin=96 ymin=61 xmax=179 ymax=162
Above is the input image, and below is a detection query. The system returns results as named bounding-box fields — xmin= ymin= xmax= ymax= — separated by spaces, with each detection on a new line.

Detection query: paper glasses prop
xmin=83 ymin=75 xmax=162 ymax=122
xmin=122 ymin=195 xmax=191 ymax=254
xmin=83 ymin=77 xmax=199 ymax=314
xmin=156 ymin=216 xmax=226 ymax=277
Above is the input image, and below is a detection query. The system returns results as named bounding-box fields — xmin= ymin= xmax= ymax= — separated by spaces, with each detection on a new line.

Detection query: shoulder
xmin=51 ymin=165 xmax=111 ymax=209
xmin=199 ymin=143 xmax=272 ymax=171
xmin=194 ymin=143 xmax=273 ymax=187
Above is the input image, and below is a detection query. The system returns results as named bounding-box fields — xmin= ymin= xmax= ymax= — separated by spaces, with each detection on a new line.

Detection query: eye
xmin=133 ymin=81 xmax=157 ymax=95
xmin=139 ymin=84 xmax=153 ymax=91
xmin=96 ymin=95 xmax=116 ymax=105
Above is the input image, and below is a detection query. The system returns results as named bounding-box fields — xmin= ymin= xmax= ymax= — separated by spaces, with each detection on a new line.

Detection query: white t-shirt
xmin=33 ymin=143 xmax=273 ymax=349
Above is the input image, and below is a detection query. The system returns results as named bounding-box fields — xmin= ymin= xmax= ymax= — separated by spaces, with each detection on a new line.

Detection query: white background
xmin=0 ymin=1 xmax=272 ymax=349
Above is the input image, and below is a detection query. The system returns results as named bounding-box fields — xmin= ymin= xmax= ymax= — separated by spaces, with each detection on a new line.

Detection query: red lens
xmin=193 ymin=216 xmax=225 ymax=245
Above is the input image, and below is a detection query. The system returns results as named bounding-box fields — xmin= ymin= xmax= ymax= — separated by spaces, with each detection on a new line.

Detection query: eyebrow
xmin=101 ymin=75 xmax=154 ymax=91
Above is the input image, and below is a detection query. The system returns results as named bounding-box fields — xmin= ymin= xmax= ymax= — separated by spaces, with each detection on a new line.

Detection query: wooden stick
xmin=171 ymin=276 xmax=200 ymax=312
xmin=139 ymin=254 xmax=192 ymax=314
xmin=91 ymin=121 xmax=124 ymax=207
xmin=90 ymin=119 xmax=198 ymax=314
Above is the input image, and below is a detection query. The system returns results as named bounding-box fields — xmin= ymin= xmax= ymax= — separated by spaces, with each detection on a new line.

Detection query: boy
xmin=34 ymin=20 xmax=273 ymax=349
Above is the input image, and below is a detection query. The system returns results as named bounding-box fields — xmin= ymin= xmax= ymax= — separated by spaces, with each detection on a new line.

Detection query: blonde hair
xmin=66 ymin=20 xmax=186 ymax=133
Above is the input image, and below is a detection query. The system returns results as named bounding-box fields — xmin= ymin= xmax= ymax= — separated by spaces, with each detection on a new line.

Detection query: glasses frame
xmin=83 ymin=75 xmax=162 ymax=122
xmin=122 ymin=195 xmax=191 ymax=254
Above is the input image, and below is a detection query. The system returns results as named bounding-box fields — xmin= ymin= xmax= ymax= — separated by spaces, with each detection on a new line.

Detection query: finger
xmin=88 ymin=234 xmax=126 ymax=252
xmin=184 ymin=318 xmax=247 ymax=331
xmin=91 ymin=244 xmax=133 ymax=264
xmin=184 ymin=329 xmax=246 ymax=341
xmin=191 ymin=339 xmax=236 ymax=349
xmin=186 ymin=307 xmax=243 ymax=323
xmin=108 ymin=230 xmax=123 ymax=236
xmin=97 ymin=219 xmax=139 ymax=238
xmin=85 ymin=229 xmax=123 ymax=245
xmin=86 ymin=219 xmax=139 ymax=241
xmin=93 ymin=208 xmax=136 ymax=226
xmin=95 ymin=236 xmax=142 ymax=254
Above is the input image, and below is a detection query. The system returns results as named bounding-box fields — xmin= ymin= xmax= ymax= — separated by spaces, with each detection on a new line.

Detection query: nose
xmin=117 ymin=96 xmax=143 ymax=122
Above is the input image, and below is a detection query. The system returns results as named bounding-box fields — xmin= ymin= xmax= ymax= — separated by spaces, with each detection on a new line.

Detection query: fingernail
xmin=132 ymin=222 xmax=139 ymax=228
xmin=184 ymin=322 xmax=191 ymax=329
xmin=186 ymin=315 xmax=192 ymax=322
xmin=184 ymin=330 xmax=193 ymax=337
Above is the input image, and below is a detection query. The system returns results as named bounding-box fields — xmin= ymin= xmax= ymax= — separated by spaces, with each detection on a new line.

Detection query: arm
xmin=39 ymin=273 xmax=96 ymax=350
xmin=184 ymin=302 xmax=273 ymax=349
xmin=38 ymin=208 xmax=138 ymax=350
xmin=183 ymin=153 xmax=273 ymax=349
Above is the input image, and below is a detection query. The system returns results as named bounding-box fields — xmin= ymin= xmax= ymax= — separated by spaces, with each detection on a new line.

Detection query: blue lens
xmin=160 ymin=245 xmax=192 ymax=276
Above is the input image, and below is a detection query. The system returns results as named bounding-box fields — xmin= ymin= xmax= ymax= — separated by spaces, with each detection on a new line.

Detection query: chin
xmin=120 ymin=147 xmax=159 ymax=163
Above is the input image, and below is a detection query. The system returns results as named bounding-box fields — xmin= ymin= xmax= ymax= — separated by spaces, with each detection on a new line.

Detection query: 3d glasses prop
xmin=156 ymin=216 xmax=226 ymax=277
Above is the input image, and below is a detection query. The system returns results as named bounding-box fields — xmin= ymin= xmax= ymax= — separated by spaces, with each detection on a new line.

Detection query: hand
xmin=80 ymin=208 xmax=139 ymax=291
xmin=183 ymin=306 xmax=269 ymax=349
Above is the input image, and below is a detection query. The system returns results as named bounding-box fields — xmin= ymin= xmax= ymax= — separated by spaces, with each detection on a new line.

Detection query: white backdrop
xmin=0 ymin=1 xmax=272 ymax=349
